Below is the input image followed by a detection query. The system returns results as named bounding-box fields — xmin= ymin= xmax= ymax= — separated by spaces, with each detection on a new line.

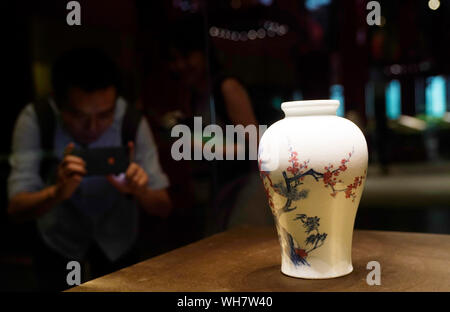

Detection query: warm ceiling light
xmin=428 ymin=0 xmax=440 ymax=10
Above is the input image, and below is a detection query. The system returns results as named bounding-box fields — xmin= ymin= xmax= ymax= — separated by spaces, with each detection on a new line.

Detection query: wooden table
xmin=68 ymin=226 xmax=450 ymax=292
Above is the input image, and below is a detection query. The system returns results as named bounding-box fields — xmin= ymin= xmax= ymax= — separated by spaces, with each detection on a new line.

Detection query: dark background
xmin=2 ymin=0 xmax=450 ymax=291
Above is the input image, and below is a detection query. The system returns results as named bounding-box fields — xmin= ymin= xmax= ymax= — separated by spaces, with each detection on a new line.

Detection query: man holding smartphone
xmin=7 ymin=48 xmax=172 ymax=291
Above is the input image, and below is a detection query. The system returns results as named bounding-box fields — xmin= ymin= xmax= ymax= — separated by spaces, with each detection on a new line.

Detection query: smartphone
xmin=71 ymin=147 xmax=129 ymax=176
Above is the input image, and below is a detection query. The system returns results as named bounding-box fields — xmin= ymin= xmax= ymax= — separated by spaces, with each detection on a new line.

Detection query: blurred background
xmin=2 ymin=0 xmax=450 ymax=290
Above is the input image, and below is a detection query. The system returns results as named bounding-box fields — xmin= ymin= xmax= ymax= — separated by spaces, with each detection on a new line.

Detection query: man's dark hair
xmin=51 ymin=48 xmax=121 ymax=104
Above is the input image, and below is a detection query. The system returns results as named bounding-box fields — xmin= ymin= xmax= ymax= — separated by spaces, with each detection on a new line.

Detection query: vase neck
xmin=281 ymin=100 xmax=340 ymax=117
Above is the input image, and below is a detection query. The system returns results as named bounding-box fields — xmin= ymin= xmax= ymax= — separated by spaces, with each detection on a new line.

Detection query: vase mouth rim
xmin=281 ymin=99 xmax=340 ymax=116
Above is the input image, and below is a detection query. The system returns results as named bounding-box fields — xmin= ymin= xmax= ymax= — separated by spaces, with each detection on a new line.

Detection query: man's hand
xmin=107 ymin=141 xmax=172 ymax=218
xmin=107 ymin=142 xmax=149 ymax=196
xmin=54 ymin=142 xmax=86 ymax=201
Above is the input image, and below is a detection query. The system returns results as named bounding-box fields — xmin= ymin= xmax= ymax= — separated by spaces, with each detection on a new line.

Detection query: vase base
xmin=280 ymin=264 xmax=353 ymax=279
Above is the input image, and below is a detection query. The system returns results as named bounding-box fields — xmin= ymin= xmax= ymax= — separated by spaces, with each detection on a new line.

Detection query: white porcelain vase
xmin=258 ymin=100 xmax=368 ymax=279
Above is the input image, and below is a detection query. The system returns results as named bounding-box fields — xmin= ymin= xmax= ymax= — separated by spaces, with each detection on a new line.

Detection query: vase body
xmin=258 ymin=100 xmax=368 ymax=279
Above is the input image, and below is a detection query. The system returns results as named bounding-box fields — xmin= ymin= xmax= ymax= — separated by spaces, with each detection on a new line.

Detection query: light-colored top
xmin=8 ymin=97 xmax=170 ymax=261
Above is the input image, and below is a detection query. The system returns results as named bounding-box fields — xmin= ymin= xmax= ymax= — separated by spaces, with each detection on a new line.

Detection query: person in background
xmin=167 ymin=16 xmax=258 ymax=135
xmin=164 ymin=15 xmax=272 ymax=233
xmin=7 ymin=48 xmax=172 ymax=291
